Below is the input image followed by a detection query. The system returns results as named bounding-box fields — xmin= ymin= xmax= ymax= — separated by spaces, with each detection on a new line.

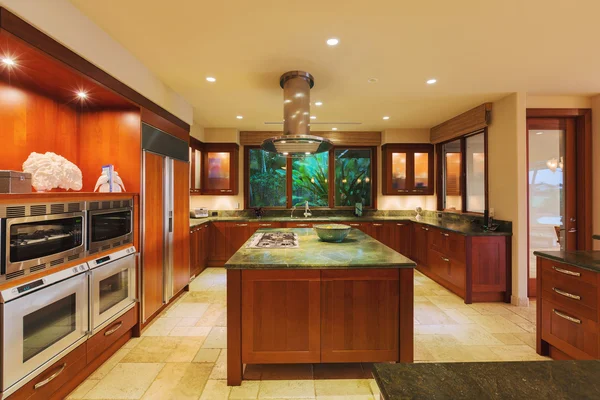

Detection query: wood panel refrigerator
xmin=141 ymin=123 xmax=190 ymax=323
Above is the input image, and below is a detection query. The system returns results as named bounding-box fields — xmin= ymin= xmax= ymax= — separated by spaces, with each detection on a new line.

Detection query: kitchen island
xmin=225 ymin=228 xmax=416 ymax=386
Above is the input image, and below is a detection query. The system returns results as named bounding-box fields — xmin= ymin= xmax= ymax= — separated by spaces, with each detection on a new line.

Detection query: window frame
xmin=244 ymin=145 xmax=378 ymax=210
xmin=436 ymin=128 xmax=489 ymax=214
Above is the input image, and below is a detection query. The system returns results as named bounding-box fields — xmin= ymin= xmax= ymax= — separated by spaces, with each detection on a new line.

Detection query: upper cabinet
xmin=190 ymin=138 xmax=203 ymax=194
xmin=382 ymin=144 xmax=434 ymax=195
xmin=202 ymin=143 xmax=239 ymax=195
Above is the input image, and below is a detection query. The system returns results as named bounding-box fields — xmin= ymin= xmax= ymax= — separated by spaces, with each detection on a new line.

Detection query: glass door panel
xmin=206 ymin=152 xmax=231 ymax=190
xmin=391 ymin=152 xmax=407 ymax=192
xmin=194 ymin=149 xmax=201 ymax=190
xmin=414 ymin=152 xmax=429 ymax=189
xmin=99 ymin=269 xmax=129 ymax=314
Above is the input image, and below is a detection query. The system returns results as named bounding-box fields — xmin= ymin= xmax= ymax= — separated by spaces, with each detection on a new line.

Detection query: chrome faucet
xmin=290 ymin=201 xmax=312 ymax=218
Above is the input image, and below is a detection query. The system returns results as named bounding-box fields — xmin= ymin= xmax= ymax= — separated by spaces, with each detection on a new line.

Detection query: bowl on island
xmin=313 ymin=224 xmax=352 ymax=243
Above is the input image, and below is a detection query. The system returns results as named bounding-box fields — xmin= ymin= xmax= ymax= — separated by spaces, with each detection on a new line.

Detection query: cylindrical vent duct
xmin=281 ymin=71 xmax=314 ymax=136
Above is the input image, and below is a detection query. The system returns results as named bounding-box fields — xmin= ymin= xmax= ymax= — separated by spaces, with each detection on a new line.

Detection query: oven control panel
xmin=0 ymin=262 xmax=89 ymax=303
xmin=89 ymin=246 xmax=136 ymax=269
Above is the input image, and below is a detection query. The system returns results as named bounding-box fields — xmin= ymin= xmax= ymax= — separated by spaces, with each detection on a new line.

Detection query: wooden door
xmin=321 ymin=269 xmax=399 ymax=362
xmin=241 ymin=270 xmax=321 ymax=363
xmin=527 ymin=117 xmax=578 ymax=297
xmin=395 ymin=222 xmax=411 ymax=256
xmin=228 ymin=223 xmax=259 ymax=256
xmin=202 ymin=143 xmax=239 ymax=195
xmin=172 ymin=159 xmax=190 ymax=294
xmin=412 ymin=224 xmax=429 ymax=266
xmin=142 ymin=151 xmax=164 ymax=322
xmin=370 ymin=223 xmax=396 ymax=249
xmin=209 ymin=222 xmax=229 ymax=265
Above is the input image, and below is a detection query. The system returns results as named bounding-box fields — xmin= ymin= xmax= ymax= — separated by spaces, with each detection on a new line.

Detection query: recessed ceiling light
xmin=305 ymin=152 xmax=311 ymax=155
xmin=368 ymin=78 xmax=379 ymax=84
xmin=382 ymin=116 xmax=390 ymax=120
xmin=281 ymin=141 xmax=287 ymax=144
xmin=536 ymin=131 xmax=544 ymax=135
xmin=326 ymin=38 xmax=339 ymax=46
xmin=236 ymin=115 xmax=243 ymax=119
xmin=77 ymin=91 xmax=88 ymax=99
xmin=206 ymin=76 xmax=216 ymax=82
xmin=282 ymin=152 xmax=289 ymax=156
xmin=426 ymin=78 xmax=437 ymax=85
xmin=332 ymin=127 xmax=338 ymax=131
xmin=2 ymin=57 xmax=15 ymax=66
xmin=310 ymin=116 xmax=316 ymax=120
xmin=315 ymin=101 xmax=323 ymax=106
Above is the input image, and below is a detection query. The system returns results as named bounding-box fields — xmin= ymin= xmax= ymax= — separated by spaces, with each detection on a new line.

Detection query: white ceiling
xmin=70 ymin=0 xmax=600 ymax=131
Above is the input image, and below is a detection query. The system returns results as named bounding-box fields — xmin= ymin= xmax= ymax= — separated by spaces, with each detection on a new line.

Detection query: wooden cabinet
xmin=209 ymin=222 xmax=229 ymax=266
xmin=285 ymin=221 xmax=316 ymax=228
xmin=190 ymin=224 xmax=207 ymax=279
xmin=321 ymin=269 xmax=400 ymax=362
xmin=394 ymin=222 xmax=412 ymax=256
xmin=189 ymin=137 xmax=203 ymax=194
xmin=342 ymin=221 xmax=371 ymax=235
xmin=382 ymin=144 xmax=434 ymax=195
xmin=202 ymin=143 xmax=239 ymax=195
xmin=241 ymin=270 xmax=321 ymax=363
xmin=228 ymin=222 xmax=260 ymax=256
xmin=537 ymin=258 xmax=599 ymax=360
xmin=86 ymin=307 xmax=137 ymax=364
xmin=173 ymin=159 xmax=191 ymax=295
xmin=412 ymin=223 xmax=430 ymax=266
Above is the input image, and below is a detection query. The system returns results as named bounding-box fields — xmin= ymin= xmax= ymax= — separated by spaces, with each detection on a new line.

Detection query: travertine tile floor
xmin=67 ymin=268 xmax=547 ymax=399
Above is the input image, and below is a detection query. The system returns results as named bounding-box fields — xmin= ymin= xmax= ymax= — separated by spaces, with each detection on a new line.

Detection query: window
xmin=245 ymin=146 xmax=376 ymax=209
xmin=247 ymin=148 xmax=287 ymax=207
xmin=437 ymin=130 xmax=487 ymax=214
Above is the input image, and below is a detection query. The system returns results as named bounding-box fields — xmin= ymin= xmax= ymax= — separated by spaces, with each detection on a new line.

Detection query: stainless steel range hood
xmin=261 ymin=71 xmax=333 ymax=157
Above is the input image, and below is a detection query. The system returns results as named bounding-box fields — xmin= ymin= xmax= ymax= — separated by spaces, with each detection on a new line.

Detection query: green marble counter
xmin=225 ymin=228 xmax=416 ymax=270
xmin=373 ymin=361 xmax=600 ymax=400
xmin=534 ymin=250 xmax=600 ymax=273
xmin=190 ymin=216 xmax=511 ymax=236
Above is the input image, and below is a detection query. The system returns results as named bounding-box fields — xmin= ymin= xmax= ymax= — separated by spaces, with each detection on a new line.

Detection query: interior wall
xmin=592 ymin=95 xmax=600 ymax=250
xmin=488 ymin=92 xmax=528 ymax=305
xmin=190 ymin=123 xmax=205 ymax=142
xmin=378 ymin=128 xmax=437 ymax=210
xmin=0 ymin=0 xmax=193 ymax=124
xmin=526 ymin=95 xmax=592 ymax=109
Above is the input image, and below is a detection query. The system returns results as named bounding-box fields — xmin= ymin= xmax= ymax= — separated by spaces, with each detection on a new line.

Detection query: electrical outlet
xmin=236 ymin=202 xmax=240 ymax=209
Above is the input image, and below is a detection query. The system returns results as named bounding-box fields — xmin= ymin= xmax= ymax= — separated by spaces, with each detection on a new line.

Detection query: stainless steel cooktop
xmin=247 ymin=232 xmax=299 ymax=249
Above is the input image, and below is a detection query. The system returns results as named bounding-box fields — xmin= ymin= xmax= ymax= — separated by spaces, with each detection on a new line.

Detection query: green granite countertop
xmin=190 ymin=216 xmax=511 ymax=236
xmin=534 ymin=250 xmax=600 ymax=273
xmin=373 ymin=361 xmax=600 ymax=400
xmin=225 ymin=228 xmax=416 ymax=270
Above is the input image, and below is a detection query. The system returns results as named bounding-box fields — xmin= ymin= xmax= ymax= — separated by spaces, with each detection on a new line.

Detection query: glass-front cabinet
xmin=189 ymin=137 xmax=203 ymax=194
xmin=382 ymin=144 xmax=434 ymax=195
xmin=201 ymin=143 xmax=239 ymax=195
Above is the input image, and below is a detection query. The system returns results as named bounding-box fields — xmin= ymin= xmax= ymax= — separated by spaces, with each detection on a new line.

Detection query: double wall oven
xmin=87 ymin=199 xmax=133 ymax=255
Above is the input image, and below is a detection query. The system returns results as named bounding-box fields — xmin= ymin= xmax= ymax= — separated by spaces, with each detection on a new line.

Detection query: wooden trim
xmin=526 ymin=108 xmax=590 ymax=118
xmin=398 ymin=268 xmax=414 ymax=362
xmin=141 ymin=108 xmax=189 ymax=141
xmin=0 ymin=7 xmax=190 ymax=131
xmin=430 ymin=103 xmax=492 ymax=144
xmin=227 ymin=269 xmax=242 ymax=386
xmin=239 ymin=131 xmax=381 ymax=146
xmin=436 ymin=144 xmax=444 ymax=211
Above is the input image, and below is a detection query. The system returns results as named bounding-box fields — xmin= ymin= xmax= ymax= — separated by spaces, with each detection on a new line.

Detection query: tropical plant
xmin=292 ymin=153 xmax=329 ymax=206
xmin=248 ymin=149 xmax=286 ymax=207
xmin=334 ymin=149 xmax=372 ymax=206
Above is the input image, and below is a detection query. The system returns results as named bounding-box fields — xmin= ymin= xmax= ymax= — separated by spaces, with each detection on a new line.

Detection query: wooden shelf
xmin=0 ymin=192 xmax=138 ymax=204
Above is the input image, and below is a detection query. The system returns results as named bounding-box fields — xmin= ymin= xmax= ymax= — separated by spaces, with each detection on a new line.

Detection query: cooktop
xmin=247 ymin=232 xmax=299 ymax=249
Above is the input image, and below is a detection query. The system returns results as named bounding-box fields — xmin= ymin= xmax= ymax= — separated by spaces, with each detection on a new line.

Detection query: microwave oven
xmin=87 ymin=199 xmax=133 ymax=255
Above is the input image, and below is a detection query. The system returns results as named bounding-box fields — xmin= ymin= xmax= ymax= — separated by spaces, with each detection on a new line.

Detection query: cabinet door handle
xmin=259 ymin=224 xmax=272 ymax=227
xmin=34 ymin=363 xmax=66 ymax=389
xmin=349 ymin=224 xmax=360 ymax=226
xmin=236 ymin=223 xmax=248 ymax=227
xmin=552 ymin=266 xmax=581 ymax=277
xmin=397 ymin=189 xmax=409 ymax=193
xmin=441 ymin=256 xmax=450 ymax=262
xmin=296 ymin=224 xmax=309 ymax=227
xmin=553 ymin=309 xmax=581 ymax=324
xmin=552 ymin=287 xmax=581 ymax=300
xmin=440 ymin=232 xmax=449 ymax=237
xmin=220 ymin=189 xmax=226 ymax=192
xmin=373 ymin=223 xmax=383 ymax=227
xmin=104 ymin=321 xmax=123 ymax=336
xmin=422 ymin=227 xmax=429 ymax=231
xmin=396 ymin=223 xmax=405 ymax=226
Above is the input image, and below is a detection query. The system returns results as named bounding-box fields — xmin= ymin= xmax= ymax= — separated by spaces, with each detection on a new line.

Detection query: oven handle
xmin=34 ymin=363 xmax=66 ymax=389
xmin=104 ymin=321 xmax=124 ymax=336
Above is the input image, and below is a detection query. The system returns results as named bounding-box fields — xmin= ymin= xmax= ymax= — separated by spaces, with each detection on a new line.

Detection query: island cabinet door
xmin=241 ymin=270 xmax=321 ymax=363
xmin=321 ymin=269 xmax=400 ymax=362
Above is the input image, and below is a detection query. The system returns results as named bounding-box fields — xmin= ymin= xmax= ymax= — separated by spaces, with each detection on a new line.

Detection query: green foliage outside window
xmin=335 ymin=149 xmax=372 ymax=207
xmin=248 ymin=149 xmax=286 ymax=207
xmin=292 ymin=153 xmax=329 ymax=207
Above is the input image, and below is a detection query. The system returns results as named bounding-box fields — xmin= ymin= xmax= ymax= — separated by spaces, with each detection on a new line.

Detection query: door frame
xmin=525 ymin=108 xmax=593 ymax=297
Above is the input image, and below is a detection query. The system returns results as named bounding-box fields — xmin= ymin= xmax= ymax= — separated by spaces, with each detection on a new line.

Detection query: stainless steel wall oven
xmin=0 ymin=202 xmax=86 ymax=281
xmin=87 ymin=199 xmax=133 ymax=255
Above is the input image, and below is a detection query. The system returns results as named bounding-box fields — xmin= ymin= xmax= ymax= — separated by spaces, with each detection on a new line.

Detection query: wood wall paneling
xmin=240 ymin=131 xmax=382 ymax=146
xmin=141 ymin=108 xmax=189 ymax=142
xmin=78 ymin=110 xmax=142 ymax=192
xmin=430 ymin=103 xmax=492 ymax=144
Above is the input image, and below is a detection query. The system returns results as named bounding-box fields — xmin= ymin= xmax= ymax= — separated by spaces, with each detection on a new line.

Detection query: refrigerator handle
xmin=168 ymin=211 xmax=173 ymax=233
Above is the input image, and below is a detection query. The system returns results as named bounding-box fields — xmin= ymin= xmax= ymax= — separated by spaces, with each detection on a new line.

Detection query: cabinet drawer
xmin=446 ymin=231 xmax=466 ymax=263
xmin=428 ymin=248 xmax=464 ymax=290
xmin=540 ymin=258 xmax=598 ymax=287
xmin=87 ymin=305 xmax=137 ymax=363
xmin=541 ymin=299 xmax=598 ymax=359
xmin=429 ymin=227 xmax=446 ymax=252
xmin=541 ymin=268 xmax=597 ymax=322
xmin=9 ymin=343 xmax=86 ymax=400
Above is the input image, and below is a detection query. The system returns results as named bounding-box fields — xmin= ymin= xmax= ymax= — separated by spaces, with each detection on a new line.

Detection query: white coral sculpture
xmin=22 ymin=152 xmax=83 ymax=192
xmin=94 ymin=170 xmax=126 ymax=193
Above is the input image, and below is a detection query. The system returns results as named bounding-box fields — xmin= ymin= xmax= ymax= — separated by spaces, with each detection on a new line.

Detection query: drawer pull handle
xmin=441 ymin=256 xmax=450 ymax=262
xmin=296 ymin=224 xmax=309 ymax=227
xmin=552 ymin=266 xmax=581 ymax=277
xmin=396 ymin=223 xmax=405 ymax=226
xmin=422 ymin=227 xmax=429 ymax=231
xmin=259 ymin=224 xmax=272 ymax=227
xmin=553 ymin=309 xmax=581 ymax=324
xmin=104 ymin=321 xmax=124 ymax=336
xmin=236 ymin=224 xmax=248 ymax=227
xmin=34 ymin=363 xmax=66 ymax=389
xmin=552 ymin=287 xmax=581 ymax=300
xmin=440 ymin=232 xmax=449 ymax=237
xmin=349 ymin=224 xmax=360 ymax=226
xmin=373 ymin=223 xmax=383 ymax=226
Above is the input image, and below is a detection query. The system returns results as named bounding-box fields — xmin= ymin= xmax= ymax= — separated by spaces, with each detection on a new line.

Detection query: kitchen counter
xmin=533 ymin=250 xmax=600 ymax=273
xmin=190 ymin=216 xmax=511 ymax=236
xmin=225 ymin=228 xmax=416 ymax=269
xmin=373 ymin=361 xmax=600 ymax=400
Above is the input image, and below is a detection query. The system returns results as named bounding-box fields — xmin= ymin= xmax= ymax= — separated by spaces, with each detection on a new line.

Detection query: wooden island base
xmin=227 ymin=268 xmax=414 ymax=386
